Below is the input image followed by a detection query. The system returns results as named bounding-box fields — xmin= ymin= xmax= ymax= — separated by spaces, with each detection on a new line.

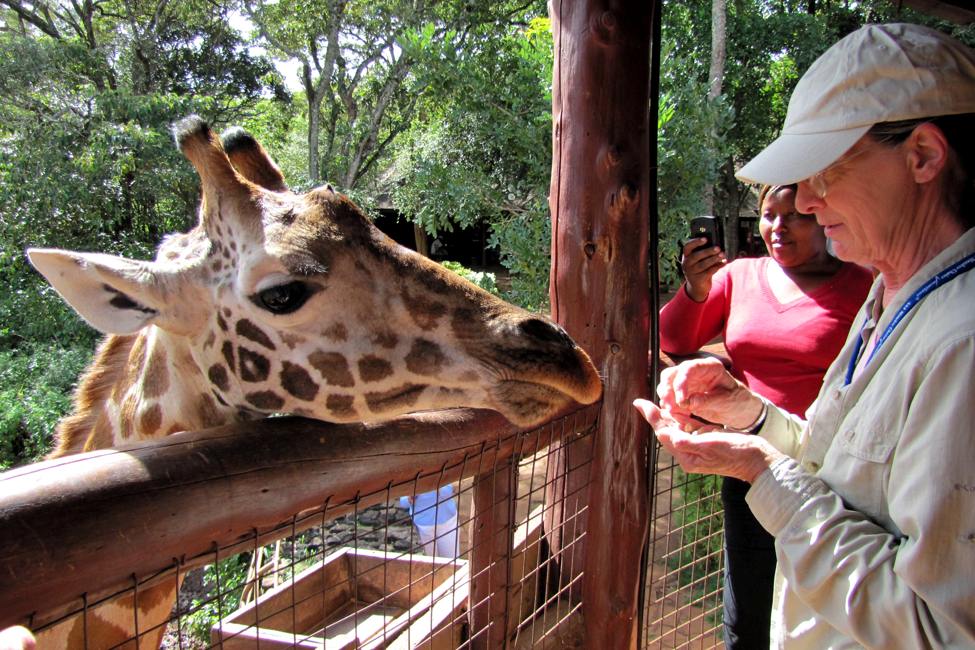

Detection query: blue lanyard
xmin=844 ymin=251 xmax=975 ymax=386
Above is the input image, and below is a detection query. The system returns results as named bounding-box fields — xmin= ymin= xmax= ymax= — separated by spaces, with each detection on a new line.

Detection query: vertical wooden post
xmin=470 ymin=459 xmax=514 ymax=649
xmin=548 ymin=0 xmax=653 ymax=648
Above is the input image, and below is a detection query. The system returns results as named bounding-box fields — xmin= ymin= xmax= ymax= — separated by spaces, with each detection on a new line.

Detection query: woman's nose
xmin=795 ymin=181 xmax=824 ymax=214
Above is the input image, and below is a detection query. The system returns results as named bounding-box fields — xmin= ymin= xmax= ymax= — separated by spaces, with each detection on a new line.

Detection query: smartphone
xmin=689 ymin=215 xmax=724 ymax=251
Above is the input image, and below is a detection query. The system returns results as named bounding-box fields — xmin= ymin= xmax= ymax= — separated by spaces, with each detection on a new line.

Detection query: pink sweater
xmin=660 ymin=257 xmax=873 ymax=416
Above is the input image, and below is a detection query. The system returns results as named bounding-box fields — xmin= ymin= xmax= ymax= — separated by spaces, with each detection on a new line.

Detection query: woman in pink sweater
xmin=660 ymin=184 xmax=871 ymax=649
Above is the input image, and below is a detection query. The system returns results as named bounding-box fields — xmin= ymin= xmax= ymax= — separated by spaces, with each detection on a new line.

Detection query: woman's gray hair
xmin=868 ymin=114 xmax=975 ymax=228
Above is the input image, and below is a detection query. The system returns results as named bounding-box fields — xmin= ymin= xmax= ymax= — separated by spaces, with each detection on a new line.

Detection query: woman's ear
xmin=906 ymin=121 xmax=950 ymax=184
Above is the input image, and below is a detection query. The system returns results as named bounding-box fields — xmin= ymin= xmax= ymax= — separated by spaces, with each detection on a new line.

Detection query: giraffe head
xmin=28 ymin=116 xmax=601 ymax=432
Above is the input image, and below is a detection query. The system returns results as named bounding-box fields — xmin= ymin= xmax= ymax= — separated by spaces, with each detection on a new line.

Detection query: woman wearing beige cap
xmin=636 ymin=22 xmax=975 ymax=648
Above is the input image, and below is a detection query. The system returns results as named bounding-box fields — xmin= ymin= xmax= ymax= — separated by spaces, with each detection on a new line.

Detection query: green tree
xmin=389 ymin=12 xmax=551 ymax=309
xmin=0 ymin=0 xmax=284 ymax=464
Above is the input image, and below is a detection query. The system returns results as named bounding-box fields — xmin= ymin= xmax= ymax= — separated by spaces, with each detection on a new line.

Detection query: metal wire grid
xmin=642 ymin=445 xmax=725 ymax=650
xmin=28 ymin=406 xmax=599 ymax=649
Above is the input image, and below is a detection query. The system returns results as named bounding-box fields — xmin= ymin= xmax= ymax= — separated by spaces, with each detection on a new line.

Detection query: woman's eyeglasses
xmin=805 ymin=143 xmax=879 ymax=199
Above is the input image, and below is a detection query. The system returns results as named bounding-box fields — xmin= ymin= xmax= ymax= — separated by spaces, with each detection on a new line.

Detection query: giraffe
xmin=23 ymin=116 xmax=602 ymax=649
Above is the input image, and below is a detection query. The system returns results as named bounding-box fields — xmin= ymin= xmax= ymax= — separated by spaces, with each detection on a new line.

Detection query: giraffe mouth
xmin=489 ymin=375 xmax=601 ymax=427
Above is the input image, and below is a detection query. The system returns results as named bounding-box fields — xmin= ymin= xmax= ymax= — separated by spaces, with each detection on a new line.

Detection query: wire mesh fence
xmin=18 ymin=406 xmax=600 ymax=650
xmin=642 ymin=444 xmax=725 ymax=649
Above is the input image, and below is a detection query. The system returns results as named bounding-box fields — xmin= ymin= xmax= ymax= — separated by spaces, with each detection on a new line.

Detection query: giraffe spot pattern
xmin=238 ymin=347 xmax=271 ymax=382
xmin=326 ymin=394 xmax=357 ymax=418
xmin=281 ymin=361 xmax=319 ymax=401
xmin=373 ymin=330 xmax=399 ymax=349
xmin=197 ymin=393 xmax=223 ymax=427
xmin=217 ymin=313 xmax=228 ymax=332
xmin=222 ymin=341 xmax=236 ymax=373
xmin=245 ymin=390 xmax=284 ymax=410
xmin=139 ymin=404 xmax=162 ymax=435
xmin=208 ymin=363 xmax=230 ymax=391
xmin=365 ymin=384 xmax=426 ymax=413
xmin=212 ymin=390 xmax=229 ymax=407
xmin=358 ymin=355 xmax=393 ymax=383
xmin=237 ymin=318 xmax=276 ymax=350
xmin=323 ymin=323 xmax=348 ymax=342
xmin=403 ymin=289 xmax=447 ymax=331
xmin=405 ymin=339 xmax=450 ymax=376
xmin=143 ymin=346 xmax=169 ymax=399
xmin=203 ymin=330 xmax=216 ymax=350
xmin=309 ymin=351 xmax=355 ymax=387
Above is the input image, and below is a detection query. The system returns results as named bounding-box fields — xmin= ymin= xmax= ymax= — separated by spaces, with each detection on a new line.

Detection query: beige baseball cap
xmin=736 ymin=23 xmax=975 ymax=186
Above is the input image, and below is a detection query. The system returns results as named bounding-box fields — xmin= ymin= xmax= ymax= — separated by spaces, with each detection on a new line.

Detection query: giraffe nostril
xmin=518 ymin=317 xmax=574 ymax=347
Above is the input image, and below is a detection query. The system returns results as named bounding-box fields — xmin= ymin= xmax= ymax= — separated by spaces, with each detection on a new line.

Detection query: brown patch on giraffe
xmin=237 ymin=318 xmax=276 ymax=350
xmin=309 ymin=351 xmax=355 ymax=387
xmin=402 ymin=288 xmax=447 ymax=330
xmin=373 ymin=330 xmax=399 ymax=349
xmin=208 ymin=363 xmax=230 ymax=391
xmin=167 ymin=423 xmax=188 ymax=434
xmin=119 ymin=395 xmax=137 ymax=439
xmin=203 ymin=330 xmax=216 ymax=349
xmin=238 ymin=347 xmax=271 ymax=382
xmin=217 ymin=313 xmax=229 ymax=332
xmin=323 ymin=323 xmax=348 ymax=342
xmin=211 ymin=259 xmax=223 ymax=273
xmin=280 ymin=332 xmax=306 ymax=349
xmin=223 ymin=307 xmax=232 ymax=318
xmin=365 ymin=384 xmax=426 ymax=413
xmin=222 ymin=340 xmax=236 ymax=373
xmin=197 ymin=393 xmax=223 ymax=428
xmin=110 ymin=335 xmax=146 ymax=403
xmin=281 ymin=361 xmax=319 ymax=401
xmin=246 ymin=390 xmax=285 ymax=410
xmin=213 ymin=390 xmax=229 ymax=406
xmin=166 ymin=250 xmax=179 ymax=260
xmin=65 ymin=611 xmax=131 ymax=650
xmin=405 ymin=339 xmax=451 ymax=376
xmin=139 ymin=403 xmax=163 ymax=435
xmin=459 ymin=371 xmax=479 ymax=383
xmin=358 ymin=355 xmax=394 ymax=383
xmin=327 ymin=394 xmax=357 ymax=419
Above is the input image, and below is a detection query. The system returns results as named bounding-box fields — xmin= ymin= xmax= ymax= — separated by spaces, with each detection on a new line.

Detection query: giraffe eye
xmin=253 ymin=281 xmax=310 ymax=314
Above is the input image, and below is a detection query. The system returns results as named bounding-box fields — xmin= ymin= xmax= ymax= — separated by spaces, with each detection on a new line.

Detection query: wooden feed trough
xmin=212 ymin=547 xmax=469 ymax=649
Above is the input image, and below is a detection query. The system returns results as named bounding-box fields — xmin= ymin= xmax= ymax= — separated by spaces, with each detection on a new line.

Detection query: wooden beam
xmin=549 ymin=0 xmax=653 ymax=647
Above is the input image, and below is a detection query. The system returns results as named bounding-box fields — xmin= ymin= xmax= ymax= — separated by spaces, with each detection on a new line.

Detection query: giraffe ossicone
xmin=29 ymin=114 xmax=603 ymax=458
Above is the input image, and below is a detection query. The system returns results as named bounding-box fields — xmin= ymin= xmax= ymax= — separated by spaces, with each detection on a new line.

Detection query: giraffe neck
xmin=51 ymin=328 xmax=238 ymax=457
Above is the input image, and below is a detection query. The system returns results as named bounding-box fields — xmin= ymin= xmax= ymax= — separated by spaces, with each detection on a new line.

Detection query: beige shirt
xmin=747 ymin=227 xmax=975 ymax=649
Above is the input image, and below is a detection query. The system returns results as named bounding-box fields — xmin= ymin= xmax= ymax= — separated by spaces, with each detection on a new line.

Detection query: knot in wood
xmin=608 ymin=182 xmax=639 ymax=218
xmin=590 ymin=10 xmax=618 ymax=44
xmin=584 ymin=242 xmax=597 ymax=258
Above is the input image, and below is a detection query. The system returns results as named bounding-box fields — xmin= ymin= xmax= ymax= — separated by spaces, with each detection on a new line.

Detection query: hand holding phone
xmin=689 ymin=216 xmax=724 ymax=251
xmin=681 ymin=216 xmax=726 ymax=302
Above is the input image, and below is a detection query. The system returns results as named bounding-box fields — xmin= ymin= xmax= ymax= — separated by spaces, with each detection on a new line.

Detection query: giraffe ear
xmin=27 ymin=248 xmax=171 ymax=335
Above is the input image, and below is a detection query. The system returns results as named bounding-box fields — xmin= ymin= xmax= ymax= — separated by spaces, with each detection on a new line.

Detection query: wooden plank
xmin=548 ymin=1 xmax=654 ymax=647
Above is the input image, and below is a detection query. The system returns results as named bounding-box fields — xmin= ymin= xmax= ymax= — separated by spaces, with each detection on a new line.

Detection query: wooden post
xmin=469 ymin=458 xmax=514 ymax=649
xmin=548 ymin=0 xmax=653 ymax=647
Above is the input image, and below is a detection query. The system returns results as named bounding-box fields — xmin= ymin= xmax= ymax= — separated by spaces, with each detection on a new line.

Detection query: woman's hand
xmin=680 ymin=238 xmax=726 ymax=302
xmin=633 ymin=399 xmax=783 ymax=483
xmin=658 ymin=358 xmax=764 ymax=430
